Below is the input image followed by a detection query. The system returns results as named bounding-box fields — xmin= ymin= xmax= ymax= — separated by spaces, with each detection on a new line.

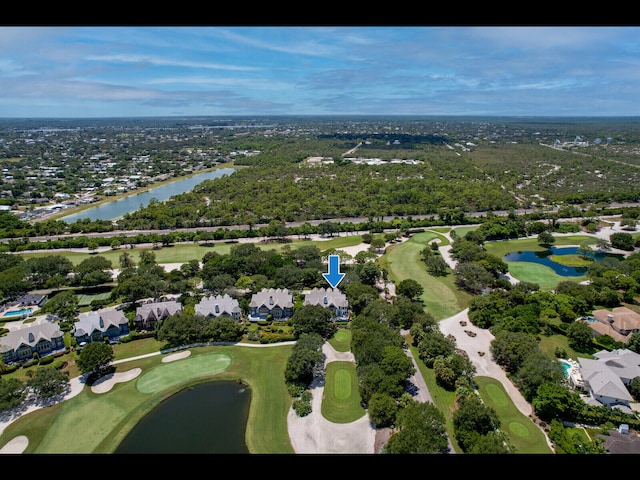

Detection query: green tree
xmin=610 ymin=232 xmax=634 ymax=250
xmin=290 ymin=304 xmax=335 ymax=339
xmin=424 ymin=255 xmax=448 ymax=276
xmin=627 ymin=332 xmax=640 ymax=354
xmin=537 ymin=232 xmax=555 ymax=247
xmin=629 ymin=377 xmax=640 ymax=401
xmin=358 ymin=262 xmax=381 ymax=286
xmin=514 ymin=350 xmax=565 ymax=402
xmin=384 ymin=401 xmax=449 ymax=454
xmin=453 ymin=394 xmax=502 ymax=453
xmin=532 ymin=382 xmax=584 ymax=422
xmin=0 ymin=376 xmax=27 ymax=413
xmin=396 ymin=278 xmax=424 ymax=300
xmin=76 ymin=342 xmax=114 ymax=376
xmin=284 ymin=333 xmax=323 ymax=387
xmin=453 ymin=262 xmax=494 ymax=294
xmin=73 ymin=255 xmax=113 ymax=287
xmin=40 ymin=290 xmax=79 ymax=322
xmin=566 ymin=320 xmax=594 ymax=352
xmin=367 ymin=392 xmax=398 ymax=427
xmin=27 ymin=366 xmax=70 ymax=399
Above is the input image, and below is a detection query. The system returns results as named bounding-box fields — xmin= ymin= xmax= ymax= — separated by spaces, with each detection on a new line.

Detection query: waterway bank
xmin=50 ymin=163 xmax=239 ymax=223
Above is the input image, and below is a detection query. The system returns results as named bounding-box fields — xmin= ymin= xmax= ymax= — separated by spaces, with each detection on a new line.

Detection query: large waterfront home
xmin=134 ymin=300 xmax=182 ymax=331
xmin=73 ymin=308 xmax=130 ymax=344
xmin=577 ymin=349 xmax=640 ymax=415
xmin=248 ymin=288 xmax=293 ymax=322
xmin=0 ymin=322 xmax=65 ymax=364
xmin=303 ymin=287 xmax=349 ymax=321
xmin=195 ymin=294 xmax=242 ymax=321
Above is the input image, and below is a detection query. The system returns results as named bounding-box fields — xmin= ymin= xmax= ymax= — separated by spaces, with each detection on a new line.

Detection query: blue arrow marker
xmin=323 ymin=254 xmax=345 ymax=288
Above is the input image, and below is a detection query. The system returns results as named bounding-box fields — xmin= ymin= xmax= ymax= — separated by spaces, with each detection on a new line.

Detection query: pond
xmin=114 ymin=381 xmax=250 ymax=454
xmin=503 ymin=246 xmax=623 ymax=277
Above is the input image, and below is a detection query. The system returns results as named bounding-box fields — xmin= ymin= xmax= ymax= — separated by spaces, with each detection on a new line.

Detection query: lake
xmin=114 ymin=381 xmax=250 ymax=454
xmin=503 ymin=246 xmax=623 ymax=276
xmin=60 ymin=167 xmax=236 ymax=223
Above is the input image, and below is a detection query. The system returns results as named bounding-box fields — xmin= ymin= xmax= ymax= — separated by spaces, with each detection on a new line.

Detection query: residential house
xmin=195 ymin=294 xmax=242 ymax=321
xmin=73 ymin=308 xmax=130 ymax=344
xmin=0 ymin=322 xmax=65 ymax=364
xmin=15 ymin=294 xmax=48 ymax=307
xmin=577 ymin=349 xmax=640 ymax=414
xmin=303 ymin=287 xmax=349 ymax=321
xmin=587 ymin=307 xmax=640 ymax=344
xmin=134 ymin=300 xmax=182 ymax=331
xmin=2 ymin=293 xmax=48 ymax=312
xmin=248 ymin=288 xmax=293 ymax=322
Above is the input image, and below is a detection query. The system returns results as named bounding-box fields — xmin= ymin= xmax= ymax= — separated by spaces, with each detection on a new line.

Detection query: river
xmin=60 ymin=167 xmax=236 ymax=223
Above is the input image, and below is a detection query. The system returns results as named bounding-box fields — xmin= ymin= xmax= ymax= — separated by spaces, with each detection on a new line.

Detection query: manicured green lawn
xmin=321 ymin=361 xmax=366 ymax=423
xmin=506 ymin=262 xmax=586 ymax=291
xmin=329 ymin=328 xmax=351 ymax=353
xmin=0 ymin=344 xmax=295 ymax=454
xmin=380 ymin=231 xmax=473 ymax=320
xmin=474 ymin=376 xmax=553 ymax=454
xmin=19 ymin=235 xmax=367 ymax=266
xmin=483 ymin=235 xmax=597 ymax=290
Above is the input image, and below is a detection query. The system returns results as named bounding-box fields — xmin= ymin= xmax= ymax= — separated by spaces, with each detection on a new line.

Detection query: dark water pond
xmin=503 ymin=246 xmax=623 ymax=276
xmin=114 ymin=381 xmax=250 ymax=454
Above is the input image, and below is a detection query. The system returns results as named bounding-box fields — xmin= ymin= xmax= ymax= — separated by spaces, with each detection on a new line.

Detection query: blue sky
xmin=0 ymin=26 xmax=639 ymax=118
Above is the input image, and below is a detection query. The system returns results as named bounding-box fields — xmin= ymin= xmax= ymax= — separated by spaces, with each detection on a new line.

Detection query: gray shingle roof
xmin=303 ymin=287 xmax=348 ymax=308
xmin=578 ymin=356 xmax=634 ymax=404
xmin=74 ymin=308 xmax=128 ymax=337
xmin=0 ymin=322 xmax=63 ymax=353
xmin=195 ymin=294 xmax=241 ymax=317
xmin=249 ymin=288 xmax=293 ymax=309
xmin=135 ymin=300 xmax=182 ymax=322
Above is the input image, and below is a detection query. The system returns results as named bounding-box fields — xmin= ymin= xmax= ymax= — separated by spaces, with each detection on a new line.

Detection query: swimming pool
xmin=560 ymin=360 xmax=571 ymax=377
xmin=3 ymin=308 xmax=32 ymax=317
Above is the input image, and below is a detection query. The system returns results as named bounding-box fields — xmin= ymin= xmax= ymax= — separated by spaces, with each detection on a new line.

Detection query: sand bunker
xmin=0 ymin=435 xmax=28 ymax=454
xmin=161 ymin=350 xmax=191 ymax=363
xmin=91 ymin=368 xmax=142 ymax=394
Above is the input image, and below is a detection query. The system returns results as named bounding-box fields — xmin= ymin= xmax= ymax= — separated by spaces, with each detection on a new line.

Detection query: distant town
xmin=1 ymin=115 xmax=640 ymax=228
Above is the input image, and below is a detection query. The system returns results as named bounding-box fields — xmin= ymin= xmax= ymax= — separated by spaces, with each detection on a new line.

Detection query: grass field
xmin=77 ymin=292 xmax=111 ymax=306
xmin=0 ymin=344 xmax=295 ymax=454
xmin=321 ymin=361 xmax=366 ymax=423
xmin=380 ymin=230 xmax=473 ymax=320
xmin=483 ymin=235 xmax=598 ymax=290
xmin=19 ymin=235 xmax=367 ymax=266
xmin=474 ymin=376 xmax=553 ymax=453
xmin=5 ymin=229 xmax=586 ymax=454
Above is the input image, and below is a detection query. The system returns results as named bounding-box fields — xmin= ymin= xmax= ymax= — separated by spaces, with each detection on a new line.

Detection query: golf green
xmin=137 ymin=353 xmax=232 ymax=394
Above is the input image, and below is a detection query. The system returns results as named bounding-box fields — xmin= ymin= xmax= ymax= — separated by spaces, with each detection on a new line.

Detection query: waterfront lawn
xmin=0 ymin=344 xmax=295 ymax=454
xmin=483 ymin=235 xmax=598 ymax=258
xmin=505 ymin=262 xmax=586 ymax=291
xmin=483 ymin=235 xmax=595 ymax=290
